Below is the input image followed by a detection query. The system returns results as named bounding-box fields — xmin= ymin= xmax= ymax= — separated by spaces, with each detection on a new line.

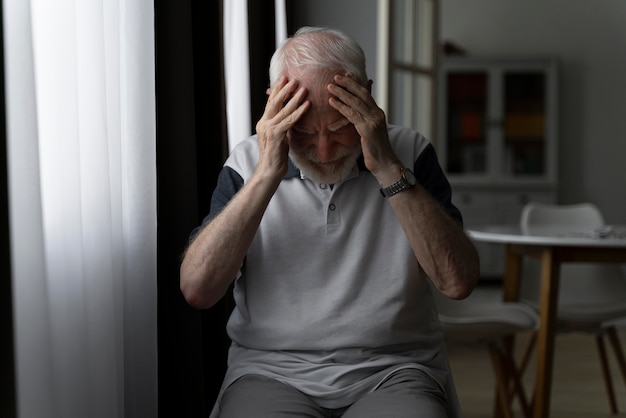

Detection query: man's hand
xmin=256 ymin=77 xmax=310 ymax=180
xmin=327 ymin=74 xmax=400 ymax=179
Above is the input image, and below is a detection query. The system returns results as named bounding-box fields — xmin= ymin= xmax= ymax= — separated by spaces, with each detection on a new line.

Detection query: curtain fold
xmin=224 ymin=0 xmax=288 ymax=152
xmin=223 ymin=0 xmax=251 ymax=152
xmin=4 ymin=0 xmax=157 ymax=416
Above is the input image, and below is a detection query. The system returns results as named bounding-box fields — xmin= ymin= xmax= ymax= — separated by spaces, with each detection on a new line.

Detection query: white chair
xmin=520 ymin=202 xmax=626 ymax=414
xmin=432 ymin=286 xmax=539 ymax=418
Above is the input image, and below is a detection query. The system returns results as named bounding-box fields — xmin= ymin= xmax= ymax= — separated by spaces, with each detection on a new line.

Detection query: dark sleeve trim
xmin=413 ymin=143 xmax=463 ymax=225
xmin=189 ymin=166 xmax=244 ymax=242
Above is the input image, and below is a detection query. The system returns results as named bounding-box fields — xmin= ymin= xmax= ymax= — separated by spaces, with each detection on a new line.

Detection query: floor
xmin=447 ymin=282 xmax=626 ymax=418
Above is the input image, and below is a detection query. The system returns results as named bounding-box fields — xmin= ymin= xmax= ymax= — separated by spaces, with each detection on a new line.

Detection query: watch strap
xmin=379 ymin=168 xmax=414 ymax=198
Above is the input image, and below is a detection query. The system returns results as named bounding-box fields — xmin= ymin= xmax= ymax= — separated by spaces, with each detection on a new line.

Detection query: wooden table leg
xmin=532 ymin=248 xmax=560 ymax=418
xmin=502 ymin=244 xmax=523 ymax=303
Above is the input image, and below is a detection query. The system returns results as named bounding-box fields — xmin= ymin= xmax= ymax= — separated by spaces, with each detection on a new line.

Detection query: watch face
xmin=404 ymin=168 xmax=417 ymax=186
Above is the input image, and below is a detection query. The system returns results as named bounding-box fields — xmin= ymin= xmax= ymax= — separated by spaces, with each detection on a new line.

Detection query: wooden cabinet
xmin=438 ymin=57 xmax=559 ymax=278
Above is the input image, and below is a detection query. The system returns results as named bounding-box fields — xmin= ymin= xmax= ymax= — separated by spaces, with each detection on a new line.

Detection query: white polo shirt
xmin=196 ymin=124 xmax=463 ymax=412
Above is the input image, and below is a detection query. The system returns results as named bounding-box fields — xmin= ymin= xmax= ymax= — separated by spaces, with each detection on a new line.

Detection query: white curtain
xmin=4 ymin=0 xmax=157 ymax=416
xmin=224 ymin=0 xmax=287 ymax=152
xmin=224 ymin=0 xmax=251 ymax=153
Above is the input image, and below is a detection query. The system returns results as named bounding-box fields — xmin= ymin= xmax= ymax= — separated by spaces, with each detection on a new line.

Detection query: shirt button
xmin=329 ymin=203 xmax=336 ymax=211
xmin=319 ymin=183 xmax=327 ymax=189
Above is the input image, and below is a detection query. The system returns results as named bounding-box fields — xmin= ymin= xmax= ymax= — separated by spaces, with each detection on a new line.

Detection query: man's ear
xmin=266 ymin=87 xmax=271 ymax=96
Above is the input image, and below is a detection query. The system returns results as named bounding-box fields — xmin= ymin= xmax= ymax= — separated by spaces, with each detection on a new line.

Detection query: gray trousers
xmin=216 ymin=368 xmax=449 ymax=418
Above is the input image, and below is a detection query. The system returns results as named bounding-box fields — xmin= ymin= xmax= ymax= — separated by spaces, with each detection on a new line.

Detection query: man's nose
xmin=315 ymin=135 xmax=334 ymax=162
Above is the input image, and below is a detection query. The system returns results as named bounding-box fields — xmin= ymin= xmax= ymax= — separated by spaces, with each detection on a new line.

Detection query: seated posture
xmin=180 ymin=26 xmax=480 ymax=418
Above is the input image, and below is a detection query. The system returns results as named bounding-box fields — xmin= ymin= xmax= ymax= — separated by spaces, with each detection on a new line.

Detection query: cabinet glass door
xmin=503 ymin=72 xmax=546 ymax=175
xmin=445 ymin=72 xmax=487 ymax=174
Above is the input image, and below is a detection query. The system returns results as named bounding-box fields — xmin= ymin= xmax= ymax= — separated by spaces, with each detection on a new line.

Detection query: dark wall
xmin=154 ymin=1 xmax=229 ymax=416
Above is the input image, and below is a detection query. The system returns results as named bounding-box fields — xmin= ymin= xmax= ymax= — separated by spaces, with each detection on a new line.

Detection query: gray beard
xmin=289 ymin=146 xmax=362 ymax=185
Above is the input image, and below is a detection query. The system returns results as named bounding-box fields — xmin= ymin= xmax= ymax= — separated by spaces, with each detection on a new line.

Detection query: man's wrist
xmin=376 ymin=163 xmax=404 ymax=189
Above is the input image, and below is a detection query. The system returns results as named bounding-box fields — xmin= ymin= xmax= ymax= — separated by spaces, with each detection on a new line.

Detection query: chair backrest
xmin=519 ymin=202 xmax=626 ymax=307
xmin=520 ymin=202 xmax=604 ymax=235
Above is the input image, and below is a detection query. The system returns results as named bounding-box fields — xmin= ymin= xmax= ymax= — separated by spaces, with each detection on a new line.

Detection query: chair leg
xmin=489 ymin=341 xmax=532 ymax=418
xmin=518 ymin=331 xmax=537 ymax=377
xmin=501 ymin=344 xmax=532 ymax=418
xmin=607 ymin=326 xmax=626 ymax=412
xmin=507 ymin=331 xmax=536 ymax=413
xmin=488 ymin=343 xmax=514 ymax=418
xmin=596 ymin=333 xmax=618 ymax=414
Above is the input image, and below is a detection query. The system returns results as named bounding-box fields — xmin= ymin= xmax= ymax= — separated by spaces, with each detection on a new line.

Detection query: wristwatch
xmin=379 ymin=167 xmax=417 ymax=197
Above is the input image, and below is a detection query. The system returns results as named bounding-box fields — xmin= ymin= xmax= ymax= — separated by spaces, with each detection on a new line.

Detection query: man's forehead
xmin=294 ymin=113 xmax=351 ymax=131
xmin=302 ymin=80 xmax=333 ymax=106
xmin=288 ymin=68 xmax=336 ymax=100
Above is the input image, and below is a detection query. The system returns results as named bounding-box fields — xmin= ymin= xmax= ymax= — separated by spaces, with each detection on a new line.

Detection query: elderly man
xmin=180 ymin=26 xmax=480 ymax=418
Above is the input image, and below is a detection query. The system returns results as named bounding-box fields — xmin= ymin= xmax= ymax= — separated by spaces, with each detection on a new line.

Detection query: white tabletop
xmin=466 ymin=225 xmax=626 ymax=248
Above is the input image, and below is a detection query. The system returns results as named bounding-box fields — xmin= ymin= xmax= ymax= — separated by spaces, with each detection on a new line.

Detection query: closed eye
xmin=329 ymin=124 xmax=353 ymax=135
xmin=291 ymin=128 xmax=316 ymax=140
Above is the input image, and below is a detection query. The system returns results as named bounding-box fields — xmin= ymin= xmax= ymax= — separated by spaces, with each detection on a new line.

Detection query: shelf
xmin=438 ymin=56 xmax=559 ymax=277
